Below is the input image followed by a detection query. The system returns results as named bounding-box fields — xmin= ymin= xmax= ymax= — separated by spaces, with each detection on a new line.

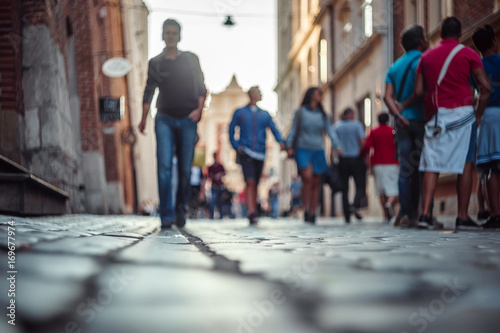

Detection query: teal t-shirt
xmin=385 ymin=50 xmax=424 ymax=120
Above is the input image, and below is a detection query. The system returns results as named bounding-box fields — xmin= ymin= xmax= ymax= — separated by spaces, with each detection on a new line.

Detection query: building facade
xmin=0 ymin=0 xmax=151 ymax=215
xmin=277 ymin=0 xmax=500 ymax=218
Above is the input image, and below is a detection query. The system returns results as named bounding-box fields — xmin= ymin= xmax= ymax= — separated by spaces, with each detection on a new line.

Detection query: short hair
xmin=401 ymin=25 xmax=425 ymax=51
xmin=247 ymin=86 xmax=260 ymax=97
xmin=441 ymin=17 xmax=461 ymax=39
xmin=343 ymin=107 xmax=354 ymax=118
xmin=163 ymin=19 xmax=181 ymax=35
xmin=378 ymin=112 xmax=389 ymax=125
xmin=473 ymin=25 xmax=495 ymax=54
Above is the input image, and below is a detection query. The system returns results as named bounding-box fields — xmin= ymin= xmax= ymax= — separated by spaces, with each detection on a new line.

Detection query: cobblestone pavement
xmin=1 ymin=214 xmax=499 ymax=333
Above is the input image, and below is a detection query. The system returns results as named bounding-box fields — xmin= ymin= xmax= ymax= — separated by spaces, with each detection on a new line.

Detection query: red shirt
xmin=360 ymin=125 xmax=398 ymax=166
xmin=417 ymin=39 xmax=483 ymax=108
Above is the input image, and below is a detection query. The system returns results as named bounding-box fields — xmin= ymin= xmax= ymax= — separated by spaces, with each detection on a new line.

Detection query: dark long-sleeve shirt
xmin=143 ymin=50 xmax=207 ymax=119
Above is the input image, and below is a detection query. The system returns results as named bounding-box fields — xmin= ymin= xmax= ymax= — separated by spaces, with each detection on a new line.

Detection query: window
xmin=429 ymin=0 xmax=453 ymax=32
xmin=307 ymin=49 xmax=315 ymax=86
xmin=356 ymin=96 xmax=372 ymax=128
xmin=319 ymin=38 xmax=328 ymax=83
xmin=363 ymin=0 xmax=373 ymax=38
xmin=340 ymin=1 xmax=352 ymax=58
xmin=405 ymin=0 xmax=423 ymax=26
xmin=364 ymin=97 xmax=372 ymax=127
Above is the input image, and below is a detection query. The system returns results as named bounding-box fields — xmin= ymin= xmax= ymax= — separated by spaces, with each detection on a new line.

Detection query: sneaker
xmin=352 ymin=208 xmax=363 ymax=220
xmin=456 ymin=216 xmax=482 ymax=230
xmin=175 ymin=215 xmax=186 ymax=228
xmin=384 ymin=204 xmax=395 ymax=221
xmin=304 ymin=211 xmax=311 ymax=223
xmin=306 ymin=214 xmax=316 ymax=224
xmin=248 ymin=212 xmax=258 ymax=225
xmin=399 ymin=215 xmax=411 ymax=228
xmin=483 ymin=215 xmax=500 ymax=229
xmin=477 ymin=210 xmax=491 ymax=221
xmin=393 ymin=212 xmax=401 ymax=227
xmin=161 ymin=219 xmax=174 ymax=229
xmin=418 ymin=215 xmax=443 ymax=230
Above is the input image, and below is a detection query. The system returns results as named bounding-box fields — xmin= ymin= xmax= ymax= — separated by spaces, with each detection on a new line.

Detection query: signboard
xmin=99 ymin=96 xmax=124 ymax=122
xmin=102 ymin=57 xmax=132 ymax=78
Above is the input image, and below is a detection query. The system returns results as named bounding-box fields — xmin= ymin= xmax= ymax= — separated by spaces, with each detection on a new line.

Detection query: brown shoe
xmin=399 ymin=215 xmax=411 ymax=228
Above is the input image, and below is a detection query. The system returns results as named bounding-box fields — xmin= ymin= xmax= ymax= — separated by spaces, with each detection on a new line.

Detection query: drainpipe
xmin=329 ymin=1 xmax=337 ymax=217
xmin=329 ymin=1 xmax=336 ymax=121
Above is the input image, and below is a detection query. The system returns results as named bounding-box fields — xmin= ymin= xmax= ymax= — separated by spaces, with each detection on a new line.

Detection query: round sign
xmin=102 ymin=57 xmax=132 ymax=78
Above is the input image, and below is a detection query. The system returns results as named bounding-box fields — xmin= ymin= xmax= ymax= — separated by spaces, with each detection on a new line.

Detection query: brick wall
xmin=454 ymin=0 xmax=493 ymax=30
xmin=70 ymin=0 xmax=103 ymax=153
xmin=0 ymin=0 xmax=23 ymax=163
xmin=393 ymin=0 xmax=497 ymax=60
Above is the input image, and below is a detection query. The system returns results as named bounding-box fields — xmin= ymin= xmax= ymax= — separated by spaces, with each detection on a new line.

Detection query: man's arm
xmin=267 ymin=116 xmax=286 ymax=150
xmin=188 ymin=95 xmax=206 ymax=122
xmin=228 ymin=110 xmax=240 ymax=151
xmin=138 ymin=103 xmax=151 ymax=134
xmin=383 ymin=83 xmax=410 ymax=127
xmin=413 ymin=72 xmax=425 ymax=99
xmin=471 ymin=66 xmax=492 ymax=123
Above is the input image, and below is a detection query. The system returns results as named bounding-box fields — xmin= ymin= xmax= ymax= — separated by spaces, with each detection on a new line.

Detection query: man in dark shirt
xmin=138 ymin=19 xmax=207 ymax=229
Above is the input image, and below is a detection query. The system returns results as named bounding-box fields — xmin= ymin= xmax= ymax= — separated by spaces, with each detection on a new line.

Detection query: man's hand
xmin=396 ymin=114 xmax=410 ymax=127
xmin=287 ymin=148 xmax=294 ymax=158
xmin=279 ymin=142 xmax=286 ymax=151
xmin=188 ymin=108 xmax=202 ymax=122
xmin=138 ymin=118 xmax=147 ymax=134
xmin=336 ymin=148 xmax=343 ymax=157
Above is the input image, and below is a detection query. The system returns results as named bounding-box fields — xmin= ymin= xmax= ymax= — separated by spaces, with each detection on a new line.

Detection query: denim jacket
xmin=229 ymin=105 xmax=284 ymax=157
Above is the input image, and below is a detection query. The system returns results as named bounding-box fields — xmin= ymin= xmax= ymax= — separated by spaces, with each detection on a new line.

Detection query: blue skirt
xmin=477 ymin=106 xmax=500 ymax=170
xmin=295 ymin=148 xmax=328 ymax=175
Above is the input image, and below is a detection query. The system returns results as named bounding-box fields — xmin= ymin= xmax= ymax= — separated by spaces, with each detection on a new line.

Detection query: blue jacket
xmin=229 ymin=105 xmax=284 ymax=156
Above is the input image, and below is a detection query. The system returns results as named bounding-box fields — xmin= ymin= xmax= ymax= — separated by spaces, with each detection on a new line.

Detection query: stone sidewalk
xmin=1 ymin=214 xmax=499 ymax=333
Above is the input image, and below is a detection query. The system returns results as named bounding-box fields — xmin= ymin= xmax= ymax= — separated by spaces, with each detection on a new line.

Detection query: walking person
xmin=289 ymin=176 xmax=303 ymax=217
xmin=414 ymin=17 xmax=491 ymax=229
xmin=286 ymin=87 xmax=343 ymax=224
xmin=268 ymin=183 xmax=280 ymax=219
xmin=207 ymin=152 xmax=226 ymax=219
xmin=138 ymin=19 xmax=207 ymax=229
xmin=335 ymin=108 xmax=366 ymax=223
xmin=384 ymin=24 xmax=428 ymax=227
xmin=360 ymin=112 xmax=399 ymax=223
xmin=472 ymin=25 xmax=500 ymax=228
xmin=229 ymin=86 xmax=285 ymax=225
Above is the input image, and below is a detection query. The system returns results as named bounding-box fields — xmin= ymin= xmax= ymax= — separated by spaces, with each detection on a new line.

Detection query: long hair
xmin=301 ymin=87 xmax=326 ymax=115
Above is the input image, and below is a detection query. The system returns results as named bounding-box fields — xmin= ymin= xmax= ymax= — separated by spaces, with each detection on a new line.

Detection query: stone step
xmin=0 ymin=154 xmax=69 ymax=216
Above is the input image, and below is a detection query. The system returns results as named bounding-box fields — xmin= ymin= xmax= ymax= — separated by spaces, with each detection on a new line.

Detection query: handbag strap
xmin=437 ymin=44 xmax=465 ymax=87
xmin=433 ymin=44 xmax=465 ymax=127
xmin=397 ymin=54 xmax=420 ymax=102
xmin=292 ymin=107 xmax=303 ymax=150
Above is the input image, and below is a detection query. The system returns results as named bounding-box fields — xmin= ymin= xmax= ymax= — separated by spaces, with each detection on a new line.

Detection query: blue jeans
xmin=155 ymin=114 xmax=198 ymax=223
xmin=210 ymin=187 xmax=224 ymax=219
xmin=396 ymin=120 xmax=425 ymax=217
xmin=270 ymin=198 xmax=279 ymax=218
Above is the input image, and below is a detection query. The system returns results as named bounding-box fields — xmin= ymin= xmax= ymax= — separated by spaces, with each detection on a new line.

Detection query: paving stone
xmin=14 ymin=276 xmax=85 ymax=321
xmin=31 ymin=235 xmax=137 ymax=256
xmin=16 ymin=253 xmax=101 ymax=281
xmin=116 ymin=238 xmax=212 ymax=269
xmin=85 ymin=264 xmax=317 ymax=333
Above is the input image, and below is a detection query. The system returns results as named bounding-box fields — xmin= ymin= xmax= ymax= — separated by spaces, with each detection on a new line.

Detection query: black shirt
xmin=143 ymin=51 xmax=207 ymax=119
